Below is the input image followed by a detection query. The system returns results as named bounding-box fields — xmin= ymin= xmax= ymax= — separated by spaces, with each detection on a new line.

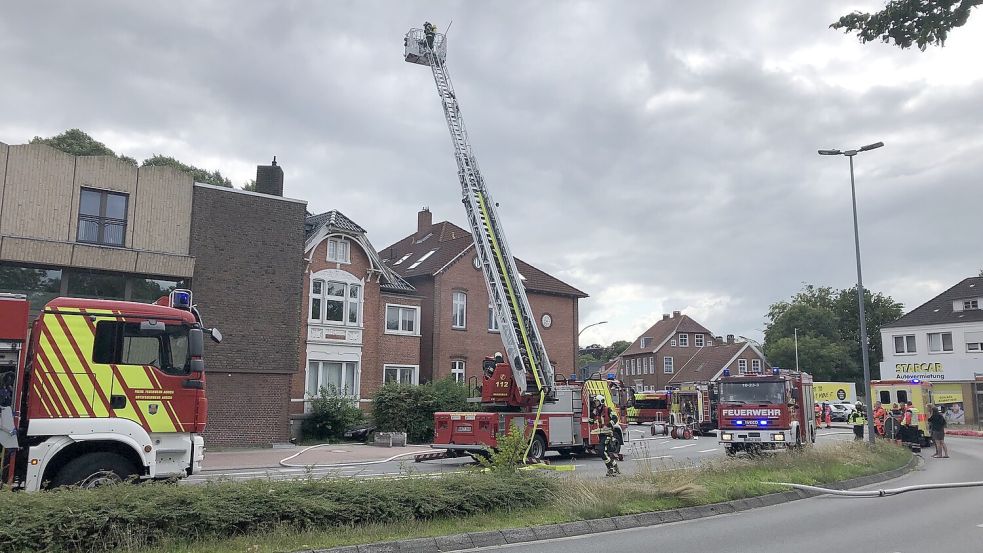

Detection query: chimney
xmin=417 ymin=207 xmax=432 ymax=237
xmin=662 ymin=314 xmax=670 ymax=321
xmin=726 ymin=334 xmax=735 ymax=344
xmin=672 ymin=310 xmax=681 ymax=318
xmin=715 ymin=336 xmax=724 ymax=343
xmin=255 ymin=156 xmax=284 ymax=196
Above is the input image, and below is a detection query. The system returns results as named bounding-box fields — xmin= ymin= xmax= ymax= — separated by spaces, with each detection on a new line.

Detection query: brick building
xmin=619 ymin=311 xmax=769 ymax=391
xmin=289 ymin=210 xmax=422 ymax=435
xmin=380 ymin=209 xmax=587 ymax=384
xmin=0 ymin=142 xmax=306 ymax=446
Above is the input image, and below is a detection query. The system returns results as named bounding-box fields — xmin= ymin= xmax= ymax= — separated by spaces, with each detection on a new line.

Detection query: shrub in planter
xmin=373 ymin=377 xmax=473 ymax=443
xmin=301 ymin=385 xmax=364 ymax=442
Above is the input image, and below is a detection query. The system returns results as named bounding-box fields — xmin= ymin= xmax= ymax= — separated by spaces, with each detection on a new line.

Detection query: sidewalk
xmin=203 ymin=443 xmax=431 ymax=471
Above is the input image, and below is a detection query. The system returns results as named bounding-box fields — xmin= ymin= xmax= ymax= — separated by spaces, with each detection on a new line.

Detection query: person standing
xmin=872 ymin=401 xmax=887 ymax=437
xmin=822 ymin=402 xmax=832 ymax=429
xmin=589 ymin=394 xmax=620 ymax=477
xmin=928 ymin=404 xmax=949 ymax=458
xmin=423 ymin=21 xmax=437 ymax=49
xmin=848 ymin=402 xmax=866 ymax=440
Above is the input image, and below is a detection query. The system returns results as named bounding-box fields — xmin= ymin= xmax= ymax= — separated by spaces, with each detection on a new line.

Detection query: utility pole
xmin=794 ymin=328 xmax=800 ymax=372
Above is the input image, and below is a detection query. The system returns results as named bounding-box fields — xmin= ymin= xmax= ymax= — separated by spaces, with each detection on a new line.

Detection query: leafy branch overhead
xmin=831 ymin=0 xmax=981 ymax=50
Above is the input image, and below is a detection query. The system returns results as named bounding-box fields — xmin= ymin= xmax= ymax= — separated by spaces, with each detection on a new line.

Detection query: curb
xmin=297 ymin=455 xmax=918 ymax=553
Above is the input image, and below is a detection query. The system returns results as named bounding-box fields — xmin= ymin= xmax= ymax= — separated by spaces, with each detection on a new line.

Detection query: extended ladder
xmin=404 ymin=27 xmax=555 ymax=400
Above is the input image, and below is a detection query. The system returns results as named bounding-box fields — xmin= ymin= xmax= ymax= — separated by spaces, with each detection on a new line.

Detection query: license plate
xmin=456 ymin=425 xmax=473 ymax=433
xmin=747 ymin=437 xmax=761 ymax=442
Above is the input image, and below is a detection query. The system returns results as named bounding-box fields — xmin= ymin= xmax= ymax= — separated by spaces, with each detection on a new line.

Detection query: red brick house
xmin=381 ymin=209 xmax=587 ymax=384
xmin=618 ymin=311 xmax=769 ymax=391
xmin=290 ymin=210 xmax=422 ymax=428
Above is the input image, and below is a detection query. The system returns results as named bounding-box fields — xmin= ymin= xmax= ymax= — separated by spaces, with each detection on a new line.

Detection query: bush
xmin=372 ymin=377 xmax=473 ymax=443
xmin=478 ymin=425 xmax=528 ymax=473
xmin=0 ymin=472 xmax=556 ymax=552
xmin=301 ymin=385 xmax=364 ymax=442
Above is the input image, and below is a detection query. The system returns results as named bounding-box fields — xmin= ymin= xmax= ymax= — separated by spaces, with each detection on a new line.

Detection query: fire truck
xmin=405 ymin=26 xmax=628 ymax=460
xmin=627 ymin=390 xmax=669 ymax=424
xmin=0 ymin=290 xmax=221 ymax=490
xmin=717 ymin=368 xmax=815 ymax=455
xmin=668 ymin=381 xmax=718 ymax=435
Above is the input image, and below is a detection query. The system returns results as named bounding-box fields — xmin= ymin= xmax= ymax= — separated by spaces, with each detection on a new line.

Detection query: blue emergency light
xmin=759 ymin=420 xmax=768 ymax=426
xmin=734 ymin=420 xmax=744 ymax=426
xmin=170 ymin=289 xmax=192 ymax=310
xmin=723 ymin=368 xmax=731 ymax=377
xmin=910 ymin=379 xmax=921 ymax=384
xmin=606 ymin=373 xmax=616 ymax=380
xmin=772 ymin=367 xmax=780 ymax=375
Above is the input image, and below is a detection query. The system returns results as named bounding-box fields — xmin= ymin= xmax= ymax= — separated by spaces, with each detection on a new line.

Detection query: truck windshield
xmin=635 ymin=399 xmax=667 ymax=410
xmin=93 ymin=321 xmax=191 ymax=376
xmin=719 ymin=381 xmax=785 ymax=405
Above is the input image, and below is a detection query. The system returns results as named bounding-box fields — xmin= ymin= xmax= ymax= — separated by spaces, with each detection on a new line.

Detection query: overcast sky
xmin=2 ymin=1 xmax=981 ymax=347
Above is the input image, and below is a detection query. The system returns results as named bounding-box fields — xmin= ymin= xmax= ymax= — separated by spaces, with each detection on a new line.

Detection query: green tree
xmin=242 ymin=179 xmax=257 ymax=192
xmin=30 ymin=129 xmax=136 ymax=165
xmin=833 ymin=287 xmax=904 ymax=374
xmin=142 ymin=155 xmax=232 ymax=187
xmin=605 ymin=340 xmax=631 ymax=359
xmin=831 ymin=0 xmax=981 ymax=50
xmin=764 ymin=335 xmax=859 ymax=382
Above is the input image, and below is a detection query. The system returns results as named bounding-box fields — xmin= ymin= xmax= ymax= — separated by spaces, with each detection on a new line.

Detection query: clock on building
xmin=541 ymin=313 xmax=553 ymax=329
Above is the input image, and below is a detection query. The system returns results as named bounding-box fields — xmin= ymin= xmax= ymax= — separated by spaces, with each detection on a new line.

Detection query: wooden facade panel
xmin=0 ymin=236 xmax=73 ymax=266
xmin=0 ymin=145 xmax=75 ymax=241
xmin=134 ymin=250 xmax=195 ymax=278
xmin=70 ymin=243 xmax=138 ymax=272
xmin=131 ymin=166 xmax=193 ymax=255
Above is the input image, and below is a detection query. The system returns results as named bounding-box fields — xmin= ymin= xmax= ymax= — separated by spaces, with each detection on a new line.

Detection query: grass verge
xmin=1 ymin=442 xmax=910 ymax=553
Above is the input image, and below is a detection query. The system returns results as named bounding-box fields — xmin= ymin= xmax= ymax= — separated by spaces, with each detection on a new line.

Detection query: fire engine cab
xmin=717 ymin=368 xmax=815 ymax=455
xmin=0 ymin=290 xmax=220 ymax=491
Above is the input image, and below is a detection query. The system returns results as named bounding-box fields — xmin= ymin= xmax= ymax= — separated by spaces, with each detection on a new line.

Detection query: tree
xmin=30 ymin=129 xmax=136 ymax=165
xmin=831 ymin=0 xmax=981 ymax=50
xmin=763 ymin=284 xmax=904 ymax=384
xmin=242 ymin=179 xmax=257 ymax=192
xmin=142 ymin=155 xmax=232 ymax=187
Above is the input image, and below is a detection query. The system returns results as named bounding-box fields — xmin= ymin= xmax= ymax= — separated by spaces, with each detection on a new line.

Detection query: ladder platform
xmin=405 ymin=28 xmax=447 ymax=66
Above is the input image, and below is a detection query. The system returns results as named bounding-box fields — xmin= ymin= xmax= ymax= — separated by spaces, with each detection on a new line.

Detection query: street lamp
xmin=818 ymin=141 xmax=883 ymax=445
xmin=578 ymin=320 xmax=608 ymax=338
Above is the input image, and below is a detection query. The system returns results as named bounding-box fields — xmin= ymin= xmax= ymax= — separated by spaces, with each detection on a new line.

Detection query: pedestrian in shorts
xmin=928 ymin=404 xmax=948 ymax=458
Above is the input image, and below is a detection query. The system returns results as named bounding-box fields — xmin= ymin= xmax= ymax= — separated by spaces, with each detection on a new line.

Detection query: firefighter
xmin=424 ymin=21 xmax=436 ymax=49
xmin=814 ymin=402 xmax=821 ymax=427
xmin=589 ymin=394 xmax=620 ymax=477
xmin=822 ymin=401 xmax=832 ymax=428
xmin=872 ymin=401 xmax=887 ymax=437
xmin=848 ymin=402 xmax=866 ymax=440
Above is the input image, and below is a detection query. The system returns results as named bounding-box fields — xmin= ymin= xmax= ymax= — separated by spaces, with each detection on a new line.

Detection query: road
xmin=457 ymin=435 xmax=983 ymax=553
xmin=186 ymin=426 xmax=856 ymax=484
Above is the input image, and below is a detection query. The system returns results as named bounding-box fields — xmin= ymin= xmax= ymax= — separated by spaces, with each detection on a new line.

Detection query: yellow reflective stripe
xmin=35 ymin=353 xmax=74 ymax=417
xmin=44 ymin=315 xmax=112 ymax=418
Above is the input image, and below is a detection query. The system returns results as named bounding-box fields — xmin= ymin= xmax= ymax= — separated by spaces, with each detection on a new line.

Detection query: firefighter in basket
xmin=589 ymin=394 xmax=621 ymax=477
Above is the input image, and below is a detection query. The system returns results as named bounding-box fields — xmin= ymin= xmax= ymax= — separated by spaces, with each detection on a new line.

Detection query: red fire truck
xmin=627 ymin=390 xmax=669 ymax=424
xmin=433 ymin=360 xmax=628 ymax=460
xmin=717 ymin=368 xmax=815 ymax=455
xmin=0 ymin=290 xmax=220 ymax=490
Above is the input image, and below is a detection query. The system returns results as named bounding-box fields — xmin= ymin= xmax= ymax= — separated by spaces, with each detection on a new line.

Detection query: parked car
xmin=827 ymin=403 xmax=850 ymax=422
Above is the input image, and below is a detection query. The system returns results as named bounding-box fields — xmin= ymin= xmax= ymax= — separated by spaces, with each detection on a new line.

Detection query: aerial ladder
xmin=404 ymin=25 xmax=556 ymax=408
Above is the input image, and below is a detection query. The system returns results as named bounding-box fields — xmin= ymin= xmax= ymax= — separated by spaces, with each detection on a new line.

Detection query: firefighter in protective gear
xmin=589 ymin=394 xmax=620 ymax=477
xmin=424 ymin=21 xmax=436 ymax=49
xmin=848 ymin=402 xmax=866 ymax=440
xmin=872 ymin=401 xmax=887 ymax=437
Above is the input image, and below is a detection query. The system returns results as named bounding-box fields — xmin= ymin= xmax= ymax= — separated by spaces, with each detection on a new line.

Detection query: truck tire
xmin=527 ymin=434 xmax=547 ymax=461
xmin=50 ymin=452 xmax=137 ymax=489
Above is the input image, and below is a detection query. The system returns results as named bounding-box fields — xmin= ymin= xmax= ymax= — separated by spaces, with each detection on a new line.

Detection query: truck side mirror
xmin=209 ymin=327 xmax=223 ymax=343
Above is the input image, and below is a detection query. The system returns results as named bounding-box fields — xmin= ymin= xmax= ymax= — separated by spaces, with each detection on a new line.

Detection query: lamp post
xmin=818 ymin=141 xmax=883 ymax=445
xmin=578 ymin=320 xmax=608 ymax=338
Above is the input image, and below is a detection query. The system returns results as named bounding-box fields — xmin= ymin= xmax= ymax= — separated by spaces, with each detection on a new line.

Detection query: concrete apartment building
xmin=619 ymin=311 xmax=769 ymax=391
xmin=380 ymin=209 xmax=587 ymax=384
xmin=289 ymin=210 xmax=422 ymax=433
xmin=880 ymin=276 xmax=983 ymax=425
xmin=0 ymin=142 xmax=306 ymax=446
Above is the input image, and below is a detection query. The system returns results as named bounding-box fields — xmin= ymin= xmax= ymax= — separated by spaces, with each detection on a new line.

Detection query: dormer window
xmin=964 ymin=299 xmax=980 ymax=310
xmin=640 ymin=336 xmax=652 ymax=349
xmin=328 ymin=238 xmax=350 ymax=263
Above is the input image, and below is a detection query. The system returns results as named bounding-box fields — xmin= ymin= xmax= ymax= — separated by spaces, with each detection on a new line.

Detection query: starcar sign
xmin=722 ymin=409 xmax=782 ymax=418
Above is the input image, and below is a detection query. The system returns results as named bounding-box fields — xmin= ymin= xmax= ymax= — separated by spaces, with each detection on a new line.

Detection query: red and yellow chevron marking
xmin=29 ymin=307 xmax=181 ymax=433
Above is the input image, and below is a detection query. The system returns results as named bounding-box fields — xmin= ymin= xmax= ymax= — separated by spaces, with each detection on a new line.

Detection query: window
xmin=738 ymin=359 xmax=748 ymax=375
xmin=327 ymin=238 xmax=350 ymax=263
xmin=385 ymin=304 xmax=419 ymax=335
xmin=384 ymin=365 xmax=418 ymax=385
xmin=306 ymin=361 xmax=358 ymax=398
xmin=77 ymin=188 xmax=128 ymax=247
xmin=897 ymin=390 xmax=909 ymax=404
xmin=663 ymin=356 xmax=674 ymax=374
xmin=67 ymin=270 xmax=126 ymax=300
xmin=678 ymin=334 xmax=689 ymax=347
xmin=451 ymin=360 xmax=465 ymax=383
xmin=488 ymin=306 xmax=500 ymax=332
xmin=879 ymin=390 xmax=891 ymax=405
xmin=648 ymin=356 xmax=654 ymax=374
xmin=751 ymin=359 xmax=762 ymax=373
xmin=130 ymin=278 xmax=180 ymax=303
xmin=93 ymin=321 xmax=190 ymax=376
xmin=310 ymin=279 xmax=361 ymax=325
xmin=393 ymin=253 xmax=411 ymax=265
xmin=452 ymin=291 xmax=467 ymax=328
xmin=894 ymin=335 xmax=916 ymax=354
xmin=408 ymin=249 xmax=437 ymax=270
xmin=0 ymin=264 xmax=62 ymax=312
xmin=928 ymin=332 xmax=953 ymax=353
xmin=968 ymin=342 xmax=983 ymax=352
xmin=964 ymin=299 xmax=980 ymax=310
xmin=640 ymin=337 xmax=652 ymax=349
xmin=670 ymin=339 xmax=676 ymax=347
xmin=694 ymin=334 xmax=704 ymax=347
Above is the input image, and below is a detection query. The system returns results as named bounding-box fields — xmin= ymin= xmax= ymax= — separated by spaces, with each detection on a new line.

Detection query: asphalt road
xmin=457 ymin=435 xmax=983 ymax=553
xmin=186 ymin=426 xmax=856 ymax=484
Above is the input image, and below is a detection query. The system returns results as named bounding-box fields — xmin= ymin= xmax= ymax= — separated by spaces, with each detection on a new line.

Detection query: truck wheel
xmin=683 ymin=428 xmax=693 ymax=440
xmin=50 ymin=452 xmax=137 ymax=489
xmin=527 ymin=434 xmax=547 ymax=461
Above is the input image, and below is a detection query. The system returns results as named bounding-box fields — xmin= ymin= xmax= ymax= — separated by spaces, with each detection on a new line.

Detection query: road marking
xmin=670 ymin=443 xmax=696 ymax=450
xmin=698 ymin=448 xmax=717 ymax=453
xmin=633 ymin=455 xmax=671 ymax=461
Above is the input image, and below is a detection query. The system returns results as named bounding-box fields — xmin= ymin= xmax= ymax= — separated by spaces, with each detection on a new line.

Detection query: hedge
xmin=0 ymin=473 xmax=555 ymax=552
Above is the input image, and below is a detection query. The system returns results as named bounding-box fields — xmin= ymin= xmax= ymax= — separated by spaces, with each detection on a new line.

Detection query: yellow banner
xmin=932 ymin=383 xmax=963 ymax=405
xmin=813 ymin=382 xmax=856 ymax=403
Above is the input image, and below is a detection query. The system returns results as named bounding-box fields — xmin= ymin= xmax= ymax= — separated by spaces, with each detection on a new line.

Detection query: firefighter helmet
xmin=594 ymin=394 xmax=605 ymax=404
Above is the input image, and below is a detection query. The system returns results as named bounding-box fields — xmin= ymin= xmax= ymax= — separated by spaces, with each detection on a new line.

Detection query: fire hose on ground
xmin=762 ymin=480 xmax=983 ymax=497
xmin=278 ymin=444 xmax=422 ymax=468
